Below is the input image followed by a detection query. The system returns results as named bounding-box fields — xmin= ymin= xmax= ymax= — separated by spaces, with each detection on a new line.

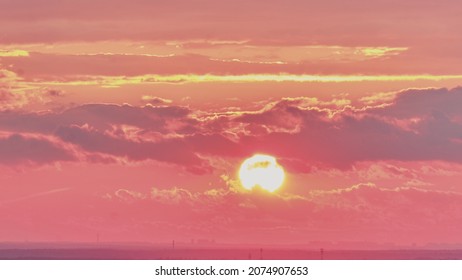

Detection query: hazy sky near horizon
xmin=1 ymin=0 xmax=462 ymax=245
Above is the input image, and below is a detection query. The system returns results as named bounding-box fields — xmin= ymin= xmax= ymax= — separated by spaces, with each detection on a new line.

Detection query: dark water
xmin=0 ymin=247 xmax=461 ymax=260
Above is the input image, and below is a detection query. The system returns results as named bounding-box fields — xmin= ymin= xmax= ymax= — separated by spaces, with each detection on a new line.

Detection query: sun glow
xmin=238 ymin=154 xmax=285 ymax=192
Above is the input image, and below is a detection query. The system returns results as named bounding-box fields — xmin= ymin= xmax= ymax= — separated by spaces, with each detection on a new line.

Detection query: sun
xmin=238 ymin=154 xmax=285 ymax=192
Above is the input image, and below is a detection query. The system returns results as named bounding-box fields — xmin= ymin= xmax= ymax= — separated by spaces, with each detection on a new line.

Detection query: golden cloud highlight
xmin=0 ymin=49 xmax=29 ymax=57
xmin=30 ymin=73 xmax=462 ymax=87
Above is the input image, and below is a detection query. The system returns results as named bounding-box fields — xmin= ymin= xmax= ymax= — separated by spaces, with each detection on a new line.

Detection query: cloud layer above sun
xmin=2 ymin=87 xmax=462 ymax=171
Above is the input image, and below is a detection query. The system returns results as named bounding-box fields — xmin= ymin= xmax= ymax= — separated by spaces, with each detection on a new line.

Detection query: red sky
xmin=1 ymin=0 xmax=462 ymax=247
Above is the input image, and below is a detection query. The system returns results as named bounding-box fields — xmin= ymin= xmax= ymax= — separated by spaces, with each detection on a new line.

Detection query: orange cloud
xmin=0 ymin=49 xmax=29 ymax=57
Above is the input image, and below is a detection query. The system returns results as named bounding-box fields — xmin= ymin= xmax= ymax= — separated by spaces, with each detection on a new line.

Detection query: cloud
xmin=100 ymin=183 xmax=462 ymax=243
xmin=0 ymin=103 xmax=194 ymax=134
xmin=0 ymin=0 xmax=460 ymax=51
xmin=0 ymin=49 xmax=29 ymax=57
xmin=1 ymin=68 xmax=54 ymax=109
xmin=231 ymin=88 xmax=462 ymax=171
xmin=0 ymin=103 xmax=209 ymax=172
xmin=25 ymin=73 xmax=462 ymax=87
xmin=1 ymin=48 xmax=460 ymax=81
xmin=372 ymin=87 xmax=462 ymax=118
xmin=45 ymin=88 xmax=64 ymax=97
xmin=55 ymin=125 xmax=211 ymax=174
xmin=141 ymin=96 xmax=172 ymax=105
xmin=0 ymin=89 xmax=14 ymax=102
xmin=2 ymin=1 xmax=462 ymax=78
xmin=1 ymin=87 xmax=462 ymax=173
xmin=309 ymin=184 xmax=462 ymax=237
xmin=0 ymin=102 xmax=243 ymax=171
xmin=356 ymin=162 xmax=416 ymax=180
xmin=0 ymin=133 xmax=75 ymax=165
xmin=0 ymin=45 xmax=413 ymax=78
xmin=114 ymin=189 xmax=146 ymax=202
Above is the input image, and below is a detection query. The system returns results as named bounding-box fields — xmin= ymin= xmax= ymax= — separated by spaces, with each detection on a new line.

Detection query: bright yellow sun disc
xmin=238 ymin=154 xmax=285 ymax=192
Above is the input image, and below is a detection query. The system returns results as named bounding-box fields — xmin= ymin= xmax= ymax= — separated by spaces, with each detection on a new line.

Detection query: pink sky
xmin=1 ymin=0 xmax=462 ymax=247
